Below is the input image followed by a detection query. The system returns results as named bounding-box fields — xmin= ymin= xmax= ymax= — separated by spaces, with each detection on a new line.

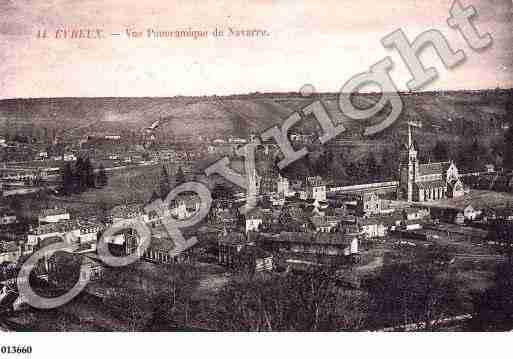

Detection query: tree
xmin=159 ymin=165 xmax=171 ymax=199
xmin=211 ymin=184 xmax=235 ymax=201
xmin=104 ymin=290 xmax=153 ymax=331
xmin=470 ymin=262 xmax=513 ymax=331
xmin=271 ymin=156 xmax=281 ymax=176
xmin=432 ymin=140 xmax=449 ymax=162
xmin=470 ymin=139 xmax=486 ymax=171
xmin=346 ymin=162 xmax=359 ymax=182
xmin=96 ymin=164 xmax=108 ymax=187
xmin=215 ymin=269 xmax=368 ymax=331
xmin=175 ymin=166 xmax=186 ymax=186
xmin=504 ymin=125 xmax=513 ymax=172
xmin=96 ymin=200 xmax=110 ymax=224
xmin=490 ymin=221 xmax=513 ymax=261
xmin=367 ymin=258 xmax=462 ymax=331
xmin=149 ymin=190 xmax=161 ymax=203
xmin=62 ymin=162 xmax=74 ymax=195
xmin=457 ymin=138 xmax=487 ymax=172
xmin=84 ymin=157 xmax=95 ymax=188
xmin=74 ymin=157 xmax=84 ymax=192
xmin=150 ymin=264 xmax=200 ymax=329
xmin=365 ymin=152 xmax=380 ymax=182
xmin=102 ymin=263 xmax=200 ymax=330
xmin=381 ymin=147 xmax=396 ymax=180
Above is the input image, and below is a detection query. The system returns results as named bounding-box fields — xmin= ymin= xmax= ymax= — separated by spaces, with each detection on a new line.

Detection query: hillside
xmin=0 ymin=90 xmax=510 ymax=144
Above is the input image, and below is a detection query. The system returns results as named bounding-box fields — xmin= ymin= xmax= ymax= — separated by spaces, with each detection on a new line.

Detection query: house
xmin=305 ymin=176 xmax=327 ymax=202
xmin=38 ymin=207 xmax=70 ymax=224
xmin=278 ymin=204 xmax=312 ymax=232
xmin=218 ymin=230 xmax=273 ymax=272
xmin=258 ymin=231 xmax=360 ymax=259
xmin=77 ymin=221 xmax=103 ymax=252
xmin=237 ymin=246 xmax=273 ymax=272
xmin=104 ymin=134 xmax=121 ymax=140
xmin=401 ymin=218 xmax=424 ymax=230
xmin=359 ymin=217 xmax=388 ymax=239
xmin=27 ymin=220 xmax=81 ymax=249
xmin=26 ymin=219 xmax=101 ymax=253
xmin=0 ymin=209 xmax=17 ymax=226
xmin=309 ymin=215 xmax=339 ymax=233
xmin=63 ymin=153 xmax=77 ymax=162
xmin=125 ymin=225 xmax=201 ymax=265
xmin=494 ymin=207 xmax=513 ymax=221
xmin=463 ymin=205 xmax=482 ymax=221
xmin=402 ymin=207 xmax=430 ymax=221
xmin=485 ymin=164 xmax=495 ymax=173
xmin=260 ymin=170 xmax=290 ymax=197
xmin=110 ymin=203 xmax=148 ymax=223
xmin=218 ymin=231 xmax=248 ymax=267
xmin=228 ymin=136 xmax=247 ymax=144
xmin=245 ymin=209 xmax=263 ymax=233
xmin=38 ymin=151 xmax=48 ymax=160
xmin=0 ymin=241 xmax=20 ymax=265
xmin=356 ymin=192 xmax=382 ymax=216
xmin=143 ymin=235 xmax=179 ymax=264
xmin=169 ymin=195 xmax=200 ymax=220
xmin=429 ymin=206 xmax=465 ymax=224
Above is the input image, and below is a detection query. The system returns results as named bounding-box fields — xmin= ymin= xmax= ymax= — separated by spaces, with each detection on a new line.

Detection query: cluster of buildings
xmin=0 ymin=120 xmax=512 ymax=313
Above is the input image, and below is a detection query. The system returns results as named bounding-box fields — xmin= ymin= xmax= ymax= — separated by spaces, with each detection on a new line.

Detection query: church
xmin=398 ymin=123 xmax=464 ymax=202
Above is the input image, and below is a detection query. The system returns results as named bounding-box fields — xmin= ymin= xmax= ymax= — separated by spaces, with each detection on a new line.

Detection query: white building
xmin=245 ymin=210 xmax=263 ymax=233
xmin=38 ymin=208 xmax=70 ymax=224
xmin=27 ymin=219 xmax=101 ymax=253
xmin=305 ymin=176 xmax=326 ymax=202
xmin=0 ymin=209 xmax=17 ymax=226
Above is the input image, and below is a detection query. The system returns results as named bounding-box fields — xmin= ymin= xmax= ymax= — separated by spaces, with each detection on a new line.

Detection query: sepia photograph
xmin=0 ymin=0 xmax=513 ymax=357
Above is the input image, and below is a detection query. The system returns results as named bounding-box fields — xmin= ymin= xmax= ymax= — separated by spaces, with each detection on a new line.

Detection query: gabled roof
xmin=416 ymin=180 xmax=447 ymax=190
xmin=245 ymin=209 xmax=263 ymax=220
xmin=0 ymin=241 xmax=18 ymax=253
xmin=110 ymin=203 xmax=144 ymax=219
xmin=220 ymin=231 xmax=246 ymax=244
xmin=262 ymin=231 xmax=353 ymax=245
xmin=32 ymin=219 xmax=81 ymax=235
xmin=310 ymin=215 xmax=331 ymax=228
xmin=447 ymin=178 xmax=463 ymax=190
xmin=39 ymin=207 xmax=68 ymax=217
xmin=239 ymin=245 xmax=272 ymax=259
xmin=418 ymin=162 xmax=450 ymax=176
xmin=305 ymin=176 xmax=324 ymax=187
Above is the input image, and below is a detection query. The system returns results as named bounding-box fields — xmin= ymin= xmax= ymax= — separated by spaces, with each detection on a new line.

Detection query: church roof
xmin=416 ymin=180 xmax=447 ymax=190
xmin=447 ymin=178 xmax=463 ymax=190
xmin=418 ymin=162 xmax=450 ymax=176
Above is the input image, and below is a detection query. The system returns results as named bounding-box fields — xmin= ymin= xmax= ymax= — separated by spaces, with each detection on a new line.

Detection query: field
xmin=427 ymin=189 xmax=513 ymax=209
xmin=0 ymin=90 xmax=509 ymax=145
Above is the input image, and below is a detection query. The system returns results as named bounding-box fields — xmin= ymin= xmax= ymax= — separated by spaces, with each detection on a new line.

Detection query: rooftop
xmin=418 ymin=162 xmax=450 ymax=177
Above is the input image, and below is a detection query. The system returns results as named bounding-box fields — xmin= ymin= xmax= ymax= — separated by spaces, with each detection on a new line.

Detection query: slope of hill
xmin=0 ymin=90 xmax=510 ymax=142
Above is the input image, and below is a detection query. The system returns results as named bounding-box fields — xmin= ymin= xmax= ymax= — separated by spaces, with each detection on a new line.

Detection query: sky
xmin=0 ymin=0 xmax=512 ymax=98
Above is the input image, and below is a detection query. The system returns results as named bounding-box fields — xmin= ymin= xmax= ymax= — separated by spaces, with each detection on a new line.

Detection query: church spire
xmin=406 ymin=120 xmax=422 ymax=150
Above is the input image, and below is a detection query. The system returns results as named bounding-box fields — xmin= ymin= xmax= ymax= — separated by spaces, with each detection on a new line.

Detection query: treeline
xmin=280 ymin=148 xmax=397 ymax=185
xmin=62 ymin=157 xmax=108 ymax=195
xmin=214 ymin=245 xmax=464 ymax=331
xmin=279 ymin=122 xmax=513 ymax=186
xmin=153 ymin=165 xmax=186 ymax=199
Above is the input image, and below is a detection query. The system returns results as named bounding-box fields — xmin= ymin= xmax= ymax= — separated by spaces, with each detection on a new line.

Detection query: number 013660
xmin=0 ymin=345 xmax=32 ymax=354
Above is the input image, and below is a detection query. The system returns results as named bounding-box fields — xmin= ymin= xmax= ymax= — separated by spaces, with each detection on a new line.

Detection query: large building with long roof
xmin=398 ymin=123 xmax=464 ymax=202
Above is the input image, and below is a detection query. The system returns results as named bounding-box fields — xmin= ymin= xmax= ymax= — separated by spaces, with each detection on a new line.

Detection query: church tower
xmin=398 ymin=122 xmax=418 ymax=202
